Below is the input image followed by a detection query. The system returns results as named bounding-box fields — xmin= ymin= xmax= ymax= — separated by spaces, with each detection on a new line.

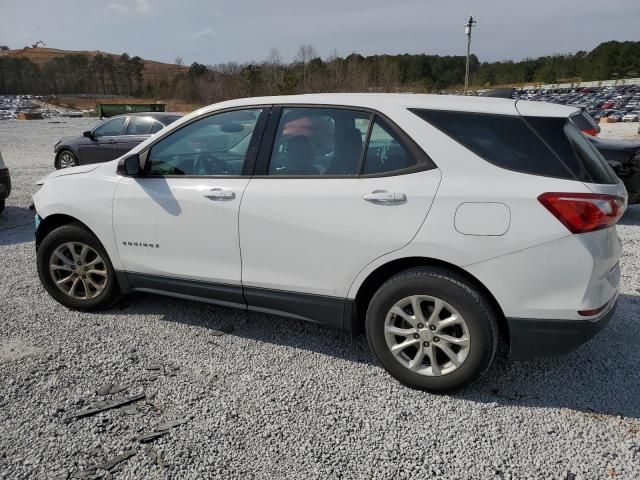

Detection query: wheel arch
xmin=349 ymin=256 xmax=508 ymax=341
xmin=36 ymin=214 xmax=95 ymax=250
xmin=55 ymin=148 xmax=78 ymax=168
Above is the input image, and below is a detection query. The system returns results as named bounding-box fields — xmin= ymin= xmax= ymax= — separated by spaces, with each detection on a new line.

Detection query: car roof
xmin=191 ymin=93 xmax=578 ymax=118
xmin=111 ymin=112 xmax=183 ymax=120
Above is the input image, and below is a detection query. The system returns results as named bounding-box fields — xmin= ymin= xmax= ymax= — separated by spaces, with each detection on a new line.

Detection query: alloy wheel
xmin=59 ymin=152 xmax=76 ymax=168
xmin=49 ymin=242 xmax=108 ymax=300
xmin=384 ymin=295 xmax=471 ymax=376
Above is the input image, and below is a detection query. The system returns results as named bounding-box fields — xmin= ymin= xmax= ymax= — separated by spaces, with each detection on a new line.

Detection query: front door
xmin=80 ymin=116 xmax=126 ymax=164
xmin=112 ymin=107 xmax=269 ymax=299
xmin=239 ymin=107 xmax=441 ymax=312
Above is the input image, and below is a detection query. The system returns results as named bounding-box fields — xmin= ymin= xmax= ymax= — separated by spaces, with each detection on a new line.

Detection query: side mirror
xmin=83 ymin=130 xmax=94 ymax=139
xmin=117 ymin=154 xmax=142 ymax=176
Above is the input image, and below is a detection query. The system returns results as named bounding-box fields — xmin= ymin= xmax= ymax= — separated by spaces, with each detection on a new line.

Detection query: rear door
xmin=118 ymin=116 xmax=160 ymax=156
xmin=239 ymin=106 xmax=441 ymax=319
xmin=79 ymin=117 xmax=126 ymax=164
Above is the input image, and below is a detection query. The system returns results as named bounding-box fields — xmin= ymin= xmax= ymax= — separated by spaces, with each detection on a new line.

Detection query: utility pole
xmin=464 ymin=15 xmax=477 ymax=95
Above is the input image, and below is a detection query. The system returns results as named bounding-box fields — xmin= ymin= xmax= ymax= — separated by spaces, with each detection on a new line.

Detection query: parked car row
xmin=513 ymin=84 xmax=640 ymax=124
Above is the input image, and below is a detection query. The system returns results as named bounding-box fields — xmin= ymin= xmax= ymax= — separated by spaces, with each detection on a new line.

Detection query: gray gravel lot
xmin=1 ymin=118 xmax=639 ymax=480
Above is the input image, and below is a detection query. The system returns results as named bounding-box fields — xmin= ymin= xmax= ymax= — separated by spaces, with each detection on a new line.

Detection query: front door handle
xmin=363 ymin=190 xmax=406 ymax=204
xmin=204 ymin=188 xmax=235 ymax=201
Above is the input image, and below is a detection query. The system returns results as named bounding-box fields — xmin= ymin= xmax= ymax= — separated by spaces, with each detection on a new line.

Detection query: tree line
xmin=0 ymin=41 xmax=638 ymax=100
xmin=0 ymin=53 xmax=144 ymax=95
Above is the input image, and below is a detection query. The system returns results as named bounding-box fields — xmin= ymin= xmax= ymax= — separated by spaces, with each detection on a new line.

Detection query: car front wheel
xmin=55 ymin=150 xmax=78 ymax=169
xmin=37 ymin=224 xmax=121 ymax=310
xmin=366 ymin=267 xmax=499 ymax=392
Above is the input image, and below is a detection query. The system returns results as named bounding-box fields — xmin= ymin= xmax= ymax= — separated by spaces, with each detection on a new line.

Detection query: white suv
xmin=33 ymin=94 xmax=626 ymax=391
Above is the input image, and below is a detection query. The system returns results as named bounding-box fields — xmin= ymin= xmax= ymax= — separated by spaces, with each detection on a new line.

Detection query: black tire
xmin=0 ymin=198 xmax=4 ymax=214
xmin=37 ymin=224 xmax=121 ymax=310
xmin=55 ymin=149 xmax=78 ymax=169
xmin=365 ymin=267 xmax=499 ymax=392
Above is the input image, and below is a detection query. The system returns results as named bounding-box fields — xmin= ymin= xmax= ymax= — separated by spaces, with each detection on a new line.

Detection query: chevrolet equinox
xmin=33 ymin=94 xmax=626 ymax=391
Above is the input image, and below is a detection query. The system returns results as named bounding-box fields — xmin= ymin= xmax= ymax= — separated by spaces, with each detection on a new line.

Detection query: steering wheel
xmin=193 ymin=153 xmax=233 ymax=175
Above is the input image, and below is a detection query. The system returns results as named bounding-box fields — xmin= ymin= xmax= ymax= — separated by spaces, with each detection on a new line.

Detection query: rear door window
xmin=412 ymin=109 xmax=617 ymax=184
xmin=363 ymin=118 xmax=417 ymax=174
xmin=150 ymin=121 xmax=164 ymax=134
xmin=125 ymin=116 xmax=155 ymax=135
xmin=268 ymin=107 xmax=371 ymax=176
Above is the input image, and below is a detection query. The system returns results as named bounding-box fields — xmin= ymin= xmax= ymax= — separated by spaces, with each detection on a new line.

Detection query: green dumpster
xmin=98 ymin=103 xmax=166 ymax=118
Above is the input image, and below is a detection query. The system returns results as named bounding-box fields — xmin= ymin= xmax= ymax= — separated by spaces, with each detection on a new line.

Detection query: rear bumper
xmin=507 ymin=296 xmax=617 ymax=360
xmin=0 ymin=168 xmax=11 ymax=199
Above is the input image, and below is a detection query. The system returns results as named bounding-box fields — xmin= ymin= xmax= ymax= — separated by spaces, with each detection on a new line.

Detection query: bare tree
xmin=266 ymin=48 xmax=282 ymax=66
xmin=263 ymin=47 xmax=283 ymax=94
xmin=294 ymin=44 xmax=318 ymax=91
xmin=325 ymin=49 xmax=342 ymax=92
xmin=174 ymin=56 xmax=184 ymax=66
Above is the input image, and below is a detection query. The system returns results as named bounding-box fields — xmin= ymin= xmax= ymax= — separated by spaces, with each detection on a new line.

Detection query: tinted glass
xmin=93 ymin=117 xmax=126 ymax=137
xmin=571 ymin=111 xmax=599 ymax=132
xmin=164 ymin=115 xmax=183 ymax=124
xmin=268 ymin=108 xmax=370 ymax=176
xmin=150 ymin=121 xmax=164 ymax=134
xmin=363 ymin=118 xmax=417 ymax=174
xmin=413 ymin=109 xmax=607 ymax=181
xmin=527 ymin=116 xmax=617 ymax=184
xmin=147 ymin=109 xmax=263 ymax=176
xmin=125 ymin=116 xmax=155 ymax=135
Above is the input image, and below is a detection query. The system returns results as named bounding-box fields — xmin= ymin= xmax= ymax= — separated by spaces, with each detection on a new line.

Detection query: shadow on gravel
xmin=109 ymin=291 xmax=375 ymax=364
xmin=466 ymin=292 xmax=640 ymax=419
xmin=106 ymin=290 xmax=640 ymax=419
xmin=0 ymin=206 xmax=35 ymax=246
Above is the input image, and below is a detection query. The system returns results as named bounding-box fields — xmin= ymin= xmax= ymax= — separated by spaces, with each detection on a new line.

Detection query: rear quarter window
xmin=412 ymin=109 xmax=617 ymax=184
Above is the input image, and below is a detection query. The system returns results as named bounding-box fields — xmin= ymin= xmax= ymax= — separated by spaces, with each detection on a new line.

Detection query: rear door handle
xmin=204 ymin=188 xmax=235 ymax=201
xmin=363 ymin=190 xmax=406 ymax=204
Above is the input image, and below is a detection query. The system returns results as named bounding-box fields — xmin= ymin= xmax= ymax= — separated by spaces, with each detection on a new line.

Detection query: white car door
xmin=112 ymin=107 xmax=269 ymax=302
xmin=239 ymin=106 xmax=441 ymax=324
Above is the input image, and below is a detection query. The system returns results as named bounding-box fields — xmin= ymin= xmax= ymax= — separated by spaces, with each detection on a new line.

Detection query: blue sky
xmin=1 ymin=0 xmax=639 ymax=65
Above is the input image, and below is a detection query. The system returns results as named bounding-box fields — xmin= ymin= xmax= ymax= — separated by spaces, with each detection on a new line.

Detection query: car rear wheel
xmin=365 ymin=267 xmax=499 ymax=392
xmin=37 ymin=224 xmax=121 ymax=310
xmin=55 ymin=150 xmax=78 ymax=169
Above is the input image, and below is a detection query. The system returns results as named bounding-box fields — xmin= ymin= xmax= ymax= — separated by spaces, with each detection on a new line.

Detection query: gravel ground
xmin=599 ymin=122 xmax=640 ymax=140
xmin=0 ymin=118 xmax=639 ymax=480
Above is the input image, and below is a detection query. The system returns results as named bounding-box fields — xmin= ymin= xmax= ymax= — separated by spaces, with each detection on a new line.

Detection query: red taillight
xmin=581 ymin=128 xmax=599 ymax=136
xmin=538 ymin=192 xmax=626 ymax=234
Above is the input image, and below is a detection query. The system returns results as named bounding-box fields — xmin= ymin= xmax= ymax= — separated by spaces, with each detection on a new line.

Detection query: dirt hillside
xmin=0 ymin=47 xmax=188 ymax=84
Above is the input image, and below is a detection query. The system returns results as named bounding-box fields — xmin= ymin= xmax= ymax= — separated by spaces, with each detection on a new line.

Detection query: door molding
xmin=118 ymin=271 xmax=349 ymax=330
